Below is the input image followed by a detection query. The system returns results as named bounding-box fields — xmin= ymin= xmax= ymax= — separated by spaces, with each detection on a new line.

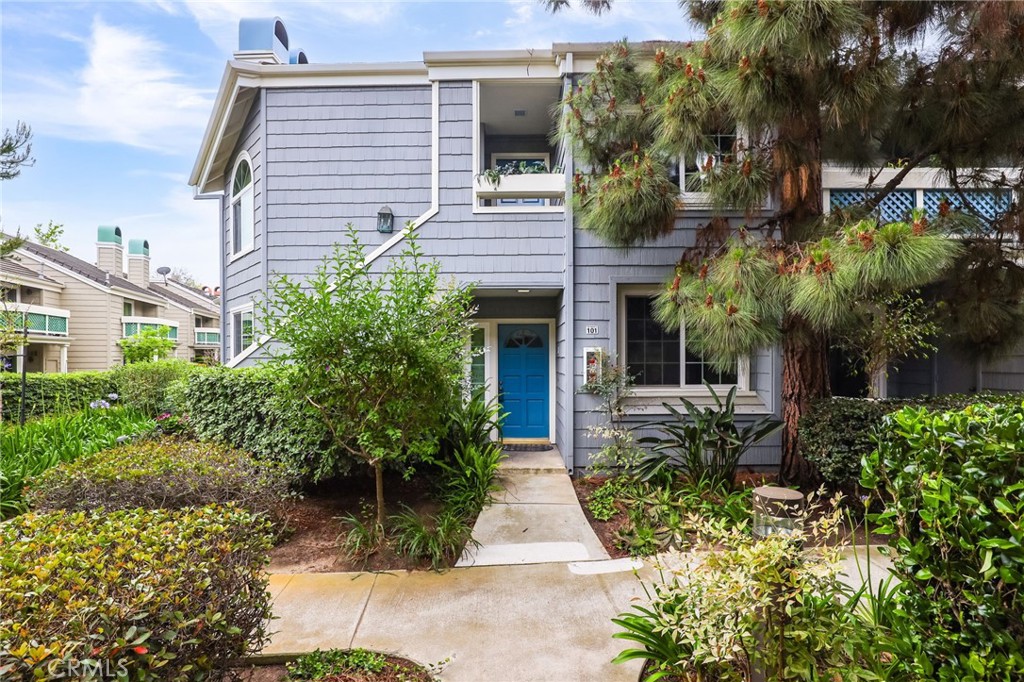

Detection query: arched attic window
xmin=231 ymin=154 xmax=254 ymax=256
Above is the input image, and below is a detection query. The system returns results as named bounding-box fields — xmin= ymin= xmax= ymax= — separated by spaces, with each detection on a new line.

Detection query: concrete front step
xmin=499 ymin=448 xmax=566 ymax=473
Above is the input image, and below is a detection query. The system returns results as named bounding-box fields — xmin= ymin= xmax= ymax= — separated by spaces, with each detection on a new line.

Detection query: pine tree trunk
xmin=777 ymin=112 xmax=829 ymax=485
xmin=780 ymin=316 xmax=830 ymax=484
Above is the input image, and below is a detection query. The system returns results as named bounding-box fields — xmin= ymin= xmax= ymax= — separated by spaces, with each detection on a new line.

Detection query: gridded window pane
xmin=682 ymin=131 xmax=737 ymax=192
xmin=233 ymin=311 xmax=254 ymax=356
xmin=624 ymin=296 xmax=680 ymax=386
xmin=684 ymin=350 xmax=738 ymax=386
xmin=470 ymin=327 xmax=486 ymax=390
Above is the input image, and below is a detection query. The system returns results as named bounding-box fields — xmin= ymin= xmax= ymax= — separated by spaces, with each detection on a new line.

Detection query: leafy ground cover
xmin=230 ymin=649 xmax=436 ymax=681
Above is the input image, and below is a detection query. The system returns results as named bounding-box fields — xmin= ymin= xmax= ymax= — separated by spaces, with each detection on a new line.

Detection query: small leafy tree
xmin=261 ymin=226 xmax=474 ymax=526
xmin=118 ymin=326 xmax=176 ymax=363
xmin=1 ymin=234 xmax=27 ymax=424
xmin=32 ymin=220 xmax=68 ymax=252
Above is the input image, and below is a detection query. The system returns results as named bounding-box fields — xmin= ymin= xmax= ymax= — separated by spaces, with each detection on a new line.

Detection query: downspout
xmin=562 ymin=58 xmax=576 ymax=474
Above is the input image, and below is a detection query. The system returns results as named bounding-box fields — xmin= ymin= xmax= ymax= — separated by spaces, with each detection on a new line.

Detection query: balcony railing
xmin=2 ymin=304 xmax=70 ymax=336
xmin=823 ymin=167 xmax=1015 ymax=223
xmin=122 ymin=316 xmax=178 ymax=341
xmin=474 ymin=173 xmax=566 ymax=208
xmin=195 ymin=328 xmax=220 ymax=346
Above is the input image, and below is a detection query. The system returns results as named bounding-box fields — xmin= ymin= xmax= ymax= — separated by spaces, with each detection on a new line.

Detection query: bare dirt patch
xmin=270 ymin=472 xmax=453 ymax=574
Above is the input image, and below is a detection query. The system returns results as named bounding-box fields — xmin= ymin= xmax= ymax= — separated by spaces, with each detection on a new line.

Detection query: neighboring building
xmin=189 ymin=19 xmax=1022 ymax=472
xmin=1 ymin=228 xmax=221 ymax=372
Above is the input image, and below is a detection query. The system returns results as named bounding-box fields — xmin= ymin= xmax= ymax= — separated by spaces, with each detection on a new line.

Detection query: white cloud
xmin=7 ymin=18 xmax=214 ymax=154
xmin=505 ymin=0 xmax=535 ymax=28
xmin=154 ymin=1 xmax=401 ymax=57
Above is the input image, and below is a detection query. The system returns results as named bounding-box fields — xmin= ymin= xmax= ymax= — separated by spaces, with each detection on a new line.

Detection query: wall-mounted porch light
xmin=377 ymin=206 xmax=394 ymax=233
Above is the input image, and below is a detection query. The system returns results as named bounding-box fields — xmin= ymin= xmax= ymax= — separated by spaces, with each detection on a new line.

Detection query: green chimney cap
xmin=97 ymin=225 xmax=122 ymax=245
xmin=128 ymin=239 xmax=150 ymax=257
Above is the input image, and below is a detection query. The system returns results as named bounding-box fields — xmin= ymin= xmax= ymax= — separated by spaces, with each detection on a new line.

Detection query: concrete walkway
xmin=263 ymin=559 xmax=647 ymax=682
xmin=456 ymin=448 xmax=609 ymax=567
xmin=260 ymin=455 xmax=895 ymax=681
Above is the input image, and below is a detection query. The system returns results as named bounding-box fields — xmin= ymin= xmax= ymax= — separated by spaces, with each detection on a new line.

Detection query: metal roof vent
xmin=235 ymin=17 xmax=290 ymax=64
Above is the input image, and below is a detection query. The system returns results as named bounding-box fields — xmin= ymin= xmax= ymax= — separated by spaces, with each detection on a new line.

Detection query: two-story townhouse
xmin=3 ymin=227 xmax=220 ymax=371
xmin=190 ymin=19 xmax=1024 ymax=472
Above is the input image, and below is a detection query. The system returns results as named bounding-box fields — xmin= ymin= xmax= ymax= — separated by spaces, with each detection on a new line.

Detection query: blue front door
xmin=498 ymin=323 xmax=550 ymax=439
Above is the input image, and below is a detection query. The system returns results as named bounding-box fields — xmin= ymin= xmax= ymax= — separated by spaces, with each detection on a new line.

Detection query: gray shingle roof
xmin=0 ymin=257 xmax=62 ymax=286
xmin=18 ymin=240 xmax=157 ymax=300
xmin=149 ymin=283 xmax=219 ymax=314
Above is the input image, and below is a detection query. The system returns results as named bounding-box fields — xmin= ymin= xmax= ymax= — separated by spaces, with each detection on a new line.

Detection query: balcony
xmin=122 ymin=316 xmax=178 ymax=341
xmin=823 ymin=166 xmax=1014 ymax=223
xmin=3 ymin=304 xmax=70 ymax=337
xmin=195 ymin=328 xmax=221 ymax=346
xmin=473 ymin=173 xmax=566 ymax=201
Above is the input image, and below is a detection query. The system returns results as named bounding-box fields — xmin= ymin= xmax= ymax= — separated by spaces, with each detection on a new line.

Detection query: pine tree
xmin=553 ymin=1 xmax=1024 ymax=481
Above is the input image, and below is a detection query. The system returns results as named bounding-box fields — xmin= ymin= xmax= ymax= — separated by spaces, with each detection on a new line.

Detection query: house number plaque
xmin=585 ymin=325 xmax=599 ymax=335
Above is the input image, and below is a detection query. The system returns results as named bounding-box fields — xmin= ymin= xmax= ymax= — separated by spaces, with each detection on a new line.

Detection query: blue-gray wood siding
xmin=262 ymin=86 xmax=434 ymax=278
xmin=223 ymin=92 xmax=264 ymax=360
xmin=379 ymin=81 xmax=565 ymax=286
xmin=569 ymin=221 xmax=781 ymax=470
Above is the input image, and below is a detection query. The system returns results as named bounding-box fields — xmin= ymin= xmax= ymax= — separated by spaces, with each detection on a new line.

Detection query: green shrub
xmin=613 ymin=501 xmax=892 ymax=680
xmin=0 ymin=505 xmax=273 ymax=681
xmin=432 ymin=442 xmax=504 ymax=518
xmin=800 ymin=392 xmax=1024 ymax=491
xmin=26 ymin=438 xmax=291 ymax=525
xmin=112 ymin=359 xmax=197 ymax=416
xmin=0 ymin=370 xmax=119 ymax=420
xmin=181 ymin=366 xmax=350 ymax=481
xmin=389 ymin=506 xmax=476 ymax=571
xmin=636 ymin=385 xmax=783 ymax=490
xmin=862 ymin=402 xmax=1024 ymax=680
xmin=0 ymin=406 xmax=154 ymax=518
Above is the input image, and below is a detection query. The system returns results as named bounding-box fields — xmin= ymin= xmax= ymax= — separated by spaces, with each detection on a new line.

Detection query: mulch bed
xmin=270 ymin=472 xmax=451 ymax=573
xmin=229 ymin=654 xmax=434 ymax=681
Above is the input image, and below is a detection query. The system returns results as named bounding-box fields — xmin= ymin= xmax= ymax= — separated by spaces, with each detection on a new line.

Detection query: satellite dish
xmin=156 ymin=266 xmax=172 ymax=276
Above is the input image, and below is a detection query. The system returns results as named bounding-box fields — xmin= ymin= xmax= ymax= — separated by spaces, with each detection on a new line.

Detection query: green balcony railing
xmin=2 ymin=305 xmax=70 ymax=336
xmin=195 ymin=328 xmax=220 ymax=345
xmin=122 ymin=317 xmax=178 ymax=341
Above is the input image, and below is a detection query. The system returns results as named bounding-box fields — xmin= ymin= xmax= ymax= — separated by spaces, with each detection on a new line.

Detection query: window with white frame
xmin=668 ymin=130 xmax=738 ymax=193
xmin=469 ymin=326 xmax=486 ymax=392
xmin=232 ymin=309 xmax=254 ymax=357
xmin=621 ymin=293 xmax=739 ymax=388
xmin=231 ymin=155 xmax=255 ymax=256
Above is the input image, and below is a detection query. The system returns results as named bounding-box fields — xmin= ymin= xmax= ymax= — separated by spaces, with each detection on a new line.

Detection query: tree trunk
xmin=776 ymin=110 xmax=829 ymax=485
xmin=373 ymin=461 xmax=386 ymax=527
xmin=780 ymin=316 xmax=830 ymax=484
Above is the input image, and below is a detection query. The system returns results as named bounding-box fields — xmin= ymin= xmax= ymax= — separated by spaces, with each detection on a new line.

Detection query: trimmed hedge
xmin=26 ymin=438 xmax=292 ymax=527
xmin=181 ymin=366 xmax=352 ymax=481
xmin=799 ymin=392 xmax=1024 ymax=490
xmin=0 ymin=504 xmax=273 ymax=681
xmin=863 ymin=402 xmax=1024 ymax=680
xmin=0 ymin=360 xmax=196 ymax=420
xmin=0 ymin=370 xmax=118 ymax=420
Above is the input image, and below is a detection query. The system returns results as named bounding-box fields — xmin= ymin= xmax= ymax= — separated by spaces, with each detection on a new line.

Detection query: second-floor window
xmin=232 ymin=309 xmax=254 ymax=356
xmin=231 ymin=155 xmax=255 ymax=257
xmin=123 ymin=300 xmax=134 ymax=316
xmin=668 ymin=130 xmax=738 ymax=193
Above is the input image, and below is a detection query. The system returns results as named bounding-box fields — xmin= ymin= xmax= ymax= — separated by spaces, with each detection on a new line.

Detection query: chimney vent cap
xmin=97 ymin=225 xmax=122 ymax=245
xmin=128 ymin=239 xmax=150 ymax=257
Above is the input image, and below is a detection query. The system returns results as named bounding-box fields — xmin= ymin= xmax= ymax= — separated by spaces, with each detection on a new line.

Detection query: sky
xmin=0 ymin=0 xmax=694 ymax=286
